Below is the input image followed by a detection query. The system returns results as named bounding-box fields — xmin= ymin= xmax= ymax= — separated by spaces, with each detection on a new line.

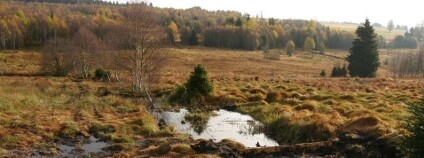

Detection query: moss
xmin=59 ymin=122 xmax=81 ymax=138
xmin=112 ymin=135 xmax=134 ymax=143
xmin=0 ymin=135 xmax=19 ymax=148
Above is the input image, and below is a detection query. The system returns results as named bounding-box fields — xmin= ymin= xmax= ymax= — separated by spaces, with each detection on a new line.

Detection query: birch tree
xmin=122 ymin=5 xmax=165 ymax=93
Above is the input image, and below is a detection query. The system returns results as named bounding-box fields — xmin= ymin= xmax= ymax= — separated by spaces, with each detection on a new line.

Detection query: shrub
xmin=331 ymin=64 xmax=347 ymax=77
xmin=402 ymin=97 xmax=424 ymax=157
xmin=169 ymin=84 xmax=188 ymax=104
xmin=169 ymin=65 xmax=213 ymax=105
xmin=94 ymin=68 xmax=111 ymax=81
xmin=186 ymin=65 xmax=213 ymax=97
xmin=285 ymin=40 xmax=295 ymax=57
xmin=320 ymin=70 xmax=326 ymax=77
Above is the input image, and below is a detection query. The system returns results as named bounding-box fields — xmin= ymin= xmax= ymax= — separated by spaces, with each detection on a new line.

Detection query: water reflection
xmin=154 ymin=109 xmax=278 ymax=147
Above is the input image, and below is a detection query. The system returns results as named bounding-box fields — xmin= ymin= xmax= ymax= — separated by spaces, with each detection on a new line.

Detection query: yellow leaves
xmin=167 ymin=21 xmax=178 ymax=33
xmin=243 ymin=19 xmax=259 ymax=31
xmin=275 ymin=25 xmax=285 ymax=36
xmin=303 ymin=37 xmax=316 ymax=50
xmin=167 ymin=21 xmax=179 ymax=41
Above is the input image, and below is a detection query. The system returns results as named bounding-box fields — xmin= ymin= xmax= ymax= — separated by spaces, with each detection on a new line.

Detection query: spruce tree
xmin=402 ymin=97 xmax=424 ymax=157
xmin=169 ymin=65 xmax=213 ymax=105
xmin=347 ymin=19 xmax=380 ymax=77
xmin=235 ymin=17 xmax=243 ymax=27
xmin=320 ymin=70 xmax=326 ymax=77
xmin=188 ymin=29 xmax=199 ymax=45
xmin=185 ymin=65 xmax=213 ymax=101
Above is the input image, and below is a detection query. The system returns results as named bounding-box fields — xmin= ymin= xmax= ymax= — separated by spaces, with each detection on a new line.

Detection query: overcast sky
xmin=119 ymin=0 xmax=423 ymax=27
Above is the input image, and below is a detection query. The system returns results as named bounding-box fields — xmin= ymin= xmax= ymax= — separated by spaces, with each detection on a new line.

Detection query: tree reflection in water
xmin=183 ymin=110 xmax=217 ymax=134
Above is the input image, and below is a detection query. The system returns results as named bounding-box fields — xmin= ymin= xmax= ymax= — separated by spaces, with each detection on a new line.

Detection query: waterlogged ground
xmin=57 ymin=136 xmax=108 ymax=157
xmin=154 ymin=109 xmax=278 ymax=147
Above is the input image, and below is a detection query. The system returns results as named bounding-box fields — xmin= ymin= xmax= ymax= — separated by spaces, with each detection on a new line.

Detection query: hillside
xmin=322 ymin=22 xmax=406 ymax=40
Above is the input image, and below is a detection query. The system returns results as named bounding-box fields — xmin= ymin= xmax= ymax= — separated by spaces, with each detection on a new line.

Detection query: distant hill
xmin=321 ymin=22 xmax=406 ymax=40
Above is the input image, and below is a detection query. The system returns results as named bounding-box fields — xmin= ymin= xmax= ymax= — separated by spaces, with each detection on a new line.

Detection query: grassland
xmin=322 ymin=22 xmax=406 ymax=40
xmin=0 ymin=47 xmax=422 ymax=157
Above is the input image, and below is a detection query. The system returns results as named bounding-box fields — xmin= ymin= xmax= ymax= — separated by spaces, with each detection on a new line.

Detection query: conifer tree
xmin=186 ymin=64 xmax=213 ymax=99
xmin=402 ymin=97 xmax=424 ymax=157
xmin=235 ymin=17 xmax=243 ymax=27
xmin=347 ymin=19 xmax=380 ymax=77
xmin=188 ymin=29 xmax=199 ymax=45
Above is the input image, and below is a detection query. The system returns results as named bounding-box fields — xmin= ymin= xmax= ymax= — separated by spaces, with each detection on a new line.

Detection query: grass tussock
xmin=265 ymin=91 xmax=283 ymax=103
xmin=0 ymin=77 xmax=160 ymax=154
xmin=294 ymin=100 xmax=320 ymax=111
xmin=171 ymin=143 xmax=194 ymax=154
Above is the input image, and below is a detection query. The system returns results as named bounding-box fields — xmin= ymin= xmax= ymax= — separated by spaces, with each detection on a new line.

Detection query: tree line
xmin=0 ymin=1 xmax=358 ymax=52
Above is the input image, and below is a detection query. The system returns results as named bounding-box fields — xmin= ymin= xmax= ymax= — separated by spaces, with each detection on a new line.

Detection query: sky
xmin=118 ymin=0 xmax=423 ymax=27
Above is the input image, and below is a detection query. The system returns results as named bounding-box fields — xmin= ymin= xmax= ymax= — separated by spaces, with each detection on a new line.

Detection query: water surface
xmin=154 ymin=109 xmax=278 ymax=148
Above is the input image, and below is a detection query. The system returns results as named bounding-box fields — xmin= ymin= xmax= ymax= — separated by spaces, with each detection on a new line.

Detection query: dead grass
xmin=0 ymin=51 xmax=41 ymax=74
xmin=235 ymin=77 xmax=423 ymax=144
xmin=1 ymin=48 xmax=423 ymax=155
xmin=0 ymin=77 xmax=162 ymax=156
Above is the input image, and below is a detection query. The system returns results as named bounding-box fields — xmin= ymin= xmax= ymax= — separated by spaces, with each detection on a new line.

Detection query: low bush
xmin=401 ymin=97 xmax=424 ymax=158
xmin=94 ymin=68 xmax=111 ymax=81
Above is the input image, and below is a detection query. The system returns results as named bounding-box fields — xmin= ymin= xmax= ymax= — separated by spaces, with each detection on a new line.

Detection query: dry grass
xmin=0 ymin=47 xmax=423 ymax=156
xmin=160 ymin=47 xmax=348 ymax=84
xmin=0 ymin=51 xmax=41 ymax=74
xmin=0 ymin=77 xmax=163 ymax=156
xmin=235 ymin=78 xmax=423 ymax=144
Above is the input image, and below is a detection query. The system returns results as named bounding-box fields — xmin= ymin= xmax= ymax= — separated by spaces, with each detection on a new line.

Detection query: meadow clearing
xmin=322 ymin=22 xmax=406 ymax=41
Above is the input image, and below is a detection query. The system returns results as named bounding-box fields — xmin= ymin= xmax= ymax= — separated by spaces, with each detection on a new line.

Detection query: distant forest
xmin=0 ymin=0 xmax=422 ymax=50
